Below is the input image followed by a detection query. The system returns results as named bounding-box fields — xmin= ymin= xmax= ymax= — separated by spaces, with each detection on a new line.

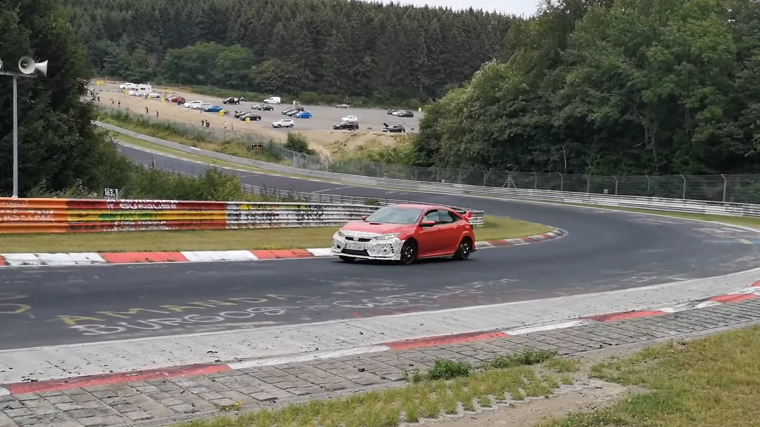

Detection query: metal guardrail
xmin=99 ymin=122 xmax=760 ymax=218
xmin=0 ymin=197 xmax=379 ymax=234
xmin=133 ymin=161 xmax=486 ymax=226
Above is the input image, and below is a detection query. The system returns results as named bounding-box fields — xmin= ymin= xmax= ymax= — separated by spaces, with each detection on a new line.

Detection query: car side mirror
xmin=361 ymin=216 xmax=368 ymax=221
xmin=420 ymin=220 xmax=436 ymax=227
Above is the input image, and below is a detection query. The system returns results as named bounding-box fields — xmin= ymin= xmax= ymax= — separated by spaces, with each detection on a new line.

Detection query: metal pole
xmin=721 ymin=174 xmax=727 ymax=202
xmin=12 ymin=75 xmax=18 ymax=198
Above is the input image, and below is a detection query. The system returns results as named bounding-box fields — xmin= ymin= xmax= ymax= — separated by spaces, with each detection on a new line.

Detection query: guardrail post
xmin=532 ymin=172 xmax=537 ymax=189
xmin=458 ymin=169 xmax=462 ymax=184
xmin=558 ymin=173 xmax=564 ymax=191
xmin=645 ymin=175 xmax=650 ymax=194
xmin=721 ymin=174 xmax=727 ymax=202
xmin=680 ymin=174 xmax=686 ymax=199
xmin=584 ymin=174 xmax=590 ymax=193
xmin=414 ymin=167 xmax=418 ymax=181
xmin=613 ymin=176 xmax=619 ymax=195
xmin=483 ymin=170 xmax=487 ymax=186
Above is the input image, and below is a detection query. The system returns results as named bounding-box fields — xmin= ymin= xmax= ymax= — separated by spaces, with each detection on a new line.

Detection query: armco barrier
xmin=0 ymin=198 xmax=380 ymax=234
xmin=131 ymin=162 xmax=486 ymax=226
xmin=99 ymin=122 xmax=760 ymax=218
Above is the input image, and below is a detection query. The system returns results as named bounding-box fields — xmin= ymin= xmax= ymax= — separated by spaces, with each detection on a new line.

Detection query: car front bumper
xmin=331 ymin=234 xmax=405 ymax=261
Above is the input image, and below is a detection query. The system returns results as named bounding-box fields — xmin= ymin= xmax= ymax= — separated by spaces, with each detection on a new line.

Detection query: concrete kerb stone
xmin=0 ymin=228 xmax=568 ymax=268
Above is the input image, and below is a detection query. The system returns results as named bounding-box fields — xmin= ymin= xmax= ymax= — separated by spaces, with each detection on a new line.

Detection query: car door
xmin=436 ymin=209 xmax=464 ymax=254
xmin=416 ymin=209 xmax=442 ymax=256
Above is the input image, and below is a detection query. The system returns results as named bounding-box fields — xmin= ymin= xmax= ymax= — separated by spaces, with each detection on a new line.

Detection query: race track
xmin=1 ymin=144 xmax=759 ymax=351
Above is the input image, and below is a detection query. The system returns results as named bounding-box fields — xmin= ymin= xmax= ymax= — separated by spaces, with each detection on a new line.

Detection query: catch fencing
xmin=101 ymin=122 xmax=760 ymax=218
xmin=0 ymin=198 xmax=380 ymax=234
xmin=132 ymin=161 xmax=486 ymax=226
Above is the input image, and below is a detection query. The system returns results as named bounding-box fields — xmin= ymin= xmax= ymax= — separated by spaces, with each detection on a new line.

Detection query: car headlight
xmin=337 ymin=231 xmax=345 ymax=238
xmin=374 ymin=233 xmax=400 ymax=241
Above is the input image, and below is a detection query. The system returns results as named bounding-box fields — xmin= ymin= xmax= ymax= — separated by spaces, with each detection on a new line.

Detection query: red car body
xmin=331 ymin=203 xmax=477 ymax=265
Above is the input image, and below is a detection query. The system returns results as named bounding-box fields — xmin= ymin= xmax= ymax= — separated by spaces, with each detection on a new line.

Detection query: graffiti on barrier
xmin=0 ymin=292 xmax=31 ymax=314
xmin=69 ymin=306 xmax=292 ymax=335
xmin=226 ymin=209 xmax=279 ymax=224
xmin=294 ymin=205 xmax=325 ymax=223
xmin=0 ymin=199 xmax=29 ymax=208
xmin=107 ymin=200 xmax=178 ymax=210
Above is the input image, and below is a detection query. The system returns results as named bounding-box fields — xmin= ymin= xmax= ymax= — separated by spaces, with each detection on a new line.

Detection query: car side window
xmin=437 ymin=209 xmax=459 ymax=224
xmin=422 ymin=210 xmax=439 ymax=223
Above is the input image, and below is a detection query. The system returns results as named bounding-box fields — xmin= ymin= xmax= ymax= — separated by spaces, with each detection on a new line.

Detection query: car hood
xmin=340 ymin=221 xmax=413 ymax=235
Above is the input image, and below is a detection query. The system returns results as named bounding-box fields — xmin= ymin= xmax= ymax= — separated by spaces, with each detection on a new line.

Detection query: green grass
xmin=173 ymin=351 xmax=572 ymax=427
xmin=0 ymin=215 xmax=545 ymax=253
xmin=537 ymin=325 xmax=760 ymax=427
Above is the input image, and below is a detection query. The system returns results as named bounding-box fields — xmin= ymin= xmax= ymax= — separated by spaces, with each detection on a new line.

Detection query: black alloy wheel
xmin=399 ymin=240 xmax=418 ymax=265
xmin=453 ymin=238 xmax=472 ymax=260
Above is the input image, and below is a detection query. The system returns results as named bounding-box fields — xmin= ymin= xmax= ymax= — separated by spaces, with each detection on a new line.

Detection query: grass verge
xmin=174 ymin=349 xmax=572 ymax=427
xmin=538 ymin=325 xmax=760 ymax=427
xmin=0 ymin=215 xmax=549 ymax=253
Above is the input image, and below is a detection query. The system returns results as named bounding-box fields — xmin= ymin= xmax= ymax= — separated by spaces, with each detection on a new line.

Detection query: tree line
xmin=63 ymin=0 xmax=514 ymax=106
xmin=415 ymin=0 xmax=760 ymax=176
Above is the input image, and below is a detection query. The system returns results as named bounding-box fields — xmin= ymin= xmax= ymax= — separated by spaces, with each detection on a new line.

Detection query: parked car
xmin=203 ymin=105 xmax=226 ymax=113
xmin=252 ymin=103 xmax=274 ymax=111
xmin=233 ymin=110 xmax=245 ymax=118
xmin=342 ymin=115 xmax=358 ymax=122
xmin=272 ymin=119 xmax=294 ymax=128
xmin=382 ymin=123 xmax=406 ymax=133
xmin=393 ymin=110 xmax=415 ymax=118
xmin=119 ymin=83 xmax=137 ymax=89
xmin=184 ymin=100 xmax=203 ymax=108
xmin=264 ymin=96 xmax=281 ymax=104
xmin=331 ymin=203 xmax=476 ymax=265
xmin=387 ymin=109 xmax=398 ymax=115
xmin=240 ymin=112 xmax=262 ymax=121
xmin=143 ymin=92 xmax=161 ymax=99
xmin=167 ymin=96 xmax=186 ymax=104
xmin=282 ymin=106 xmax=305 ymax=116
xmin=223 ymin=97 xmax=246 ymax=104
xmin=333 ymin=121 xmax=359 ymax=130
xmin=294 ymin=111 xmax=312 ymax=119
xmin=335 ymin=103 xmax=350 ymax=108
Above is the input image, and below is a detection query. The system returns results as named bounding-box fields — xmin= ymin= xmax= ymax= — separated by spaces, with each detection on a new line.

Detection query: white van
xmin=264 ymin=96 xmax=281 ymax=105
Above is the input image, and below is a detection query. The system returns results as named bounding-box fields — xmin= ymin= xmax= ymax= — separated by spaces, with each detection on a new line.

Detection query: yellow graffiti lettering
xmin=187 ymin=300 xmax=238 ymax=308
xmin=96 ymin=308 xmax=171 ymax=319
xmin=228 ymin=297 xmax=268 ymax=304
xmin=159 ymin=304 xmax=209 ymax=313
xmin=0 ymin=293 xmax=28 ymax=301
xmin=0 ymin=303 xmax=31 ymax=314
xmin=58 ymin=315 xmax=107 ymax=326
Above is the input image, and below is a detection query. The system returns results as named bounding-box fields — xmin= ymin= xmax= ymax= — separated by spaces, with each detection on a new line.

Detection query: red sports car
xmin=331 ymin=203 xmax=476 ymax=265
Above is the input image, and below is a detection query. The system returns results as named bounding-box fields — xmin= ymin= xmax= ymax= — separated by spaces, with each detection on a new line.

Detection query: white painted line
xmin=227 ymin=345 xmax=390 ymax=369
xmin=694 ymin=300 xmax=722 ymax=309
xmin=0 ymin=387 xmax=9 ymax=397
xmin=69 ymin=252 xmax=107 ymax=265
xmin=503 ymin=319 xmax=592 ymax=336
xmin=306 ymin=248 xmax=335 ymax=257
xmin=36 ymin=253 xmax=77 ymax=266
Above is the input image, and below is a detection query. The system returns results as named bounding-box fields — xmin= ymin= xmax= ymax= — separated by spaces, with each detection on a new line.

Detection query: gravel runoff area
xmin=91 ymin=82 xmax=421 ymax=156
xmin=1 ymin=298 xmax=759 ymax=427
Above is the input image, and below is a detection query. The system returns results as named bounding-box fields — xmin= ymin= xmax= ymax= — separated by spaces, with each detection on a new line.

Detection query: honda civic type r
xmin=331 ymin=203 xmax=476 ymax=265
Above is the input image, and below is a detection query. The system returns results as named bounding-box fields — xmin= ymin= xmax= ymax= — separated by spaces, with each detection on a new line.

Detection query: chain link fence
xmin=100 ymin=106 xmax=760 ymax=204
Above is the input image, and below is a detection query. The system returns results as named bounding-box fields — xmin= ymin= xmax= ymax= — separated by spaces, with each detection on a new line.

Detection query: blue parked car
xmin=203 ymin=105 xmax=225 ymax=113
xmin=295 ymin=111 xmax=312 ymax=119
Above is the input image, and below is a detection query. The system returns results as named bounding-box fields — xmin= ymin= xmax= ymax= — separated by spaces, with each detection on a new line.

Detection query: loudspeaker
xmin=18 ymin=57 xmax=48 ymax=76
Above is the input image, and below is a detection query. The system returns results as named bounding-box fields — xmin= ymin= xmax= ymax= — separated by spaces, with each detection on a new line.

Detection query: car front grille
xmin=344 ymin=236 xmax=372 ymax=242
xmin=341 ymin=249 xmax=369 ymax=256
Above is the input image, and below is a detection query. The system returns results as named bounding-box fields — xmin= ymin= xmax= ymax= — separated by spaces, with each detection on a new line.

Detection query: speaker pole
xmin=12 ymin=75 xmax=18 ymax=198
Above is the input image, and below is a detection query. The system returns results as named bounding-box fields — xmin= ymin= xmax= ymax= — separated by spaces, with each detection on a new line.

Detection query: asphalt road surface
xmin=94 ymin=83 xmax=421 ymax=132
xmin=1 ymin=145 xmax=759 ymax=350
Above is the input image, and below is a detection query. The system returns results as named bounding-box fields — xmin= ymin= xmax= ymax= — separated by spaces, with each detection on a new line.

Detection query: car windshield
xmin=365 ymin=206 xmax=423 ymax=224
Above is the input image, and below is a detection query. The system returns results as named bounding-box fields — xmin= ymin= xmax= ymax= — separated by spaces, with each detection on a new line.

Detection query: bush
xmin=284 ymin=132 xmax=315 ymax=155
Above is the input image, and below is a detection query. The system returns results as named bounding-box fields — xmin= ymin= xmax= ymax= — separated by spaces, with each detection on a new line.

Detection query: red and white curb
xmin=2 ymin=278 xmax=757 ymax=396
xmin=0 ymin=229 xmax=567 ymax=268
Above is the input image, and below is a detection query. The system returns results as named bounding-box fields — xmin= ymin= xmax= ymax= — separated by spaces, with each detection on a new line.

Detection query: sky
xmin=371 ymin=0 xmax=542 ymax=16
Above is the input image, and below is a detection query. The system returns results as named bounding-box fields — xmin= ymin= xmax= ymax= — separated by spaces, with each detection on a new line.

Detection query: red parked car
xmin=331 ymin=203 xmax=476 ymax=265
xmin=166 ymin=95 xmax=186 ymax=104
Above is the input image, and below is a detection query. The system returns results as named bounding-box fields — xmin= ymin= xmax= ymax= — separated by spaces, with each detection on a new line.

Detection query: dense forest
xmin=63 ymin=0 xmax=514 ymax=104
xmin=415 ymin=0 xmax=760 ymax=176
xmin=0 ymin=0 xmax=260 ymax=198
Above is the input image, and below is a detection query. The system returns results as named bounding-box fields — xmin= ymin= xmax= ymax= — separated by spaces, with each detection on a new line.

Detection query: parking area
xmin=91 ymin=83 xmax=419 ymax=156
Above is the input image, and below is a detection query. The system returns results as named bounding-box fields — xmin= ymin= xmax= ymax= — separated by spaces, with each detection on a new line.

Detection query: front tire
xmin=399 ymin=240 xmax=418 ymax=265
xmin=453 ymin=238 xmax=473 ymax=260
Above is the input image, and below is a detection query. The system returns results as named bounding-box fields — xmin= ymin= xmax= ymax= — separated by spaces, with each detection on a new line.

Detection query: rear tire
xmin=453 ymin=238 xmax=473 ymax=260
xmin=339 ymin=256 xmax=355 ymax=263
xmin=398 ymin=240 xmax=418 ymax=265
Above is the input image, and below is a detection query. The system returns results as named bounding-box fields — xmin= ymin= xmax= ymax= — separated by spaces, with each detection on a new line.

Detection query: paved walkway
xmin=1 ymin=298 xmax=759 ymax=427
